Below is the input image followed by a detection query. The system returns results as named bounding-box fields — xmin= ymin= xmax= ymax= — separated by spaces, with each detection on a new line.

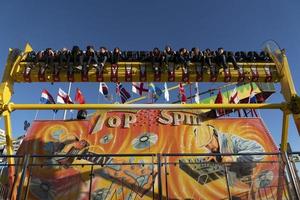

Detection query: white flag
xmin=194 ymin=82 xmax=200 ymax=104
xmin=164 ymin=82 xmax=169 ymax=102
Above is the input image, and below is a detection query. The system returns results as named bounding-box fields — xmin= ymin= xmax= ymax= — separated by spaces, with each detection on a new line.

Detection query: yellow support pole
xmin=280 ymin=111 xmax=290 ymax=152
xmin=2 ymin=110 xmax=15 ymax=188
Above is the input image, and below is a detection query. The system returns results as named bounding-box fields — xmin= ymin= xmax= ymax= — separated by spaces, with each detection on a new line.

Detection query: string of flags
xmin=38 ymin=83 xmax=261 ymax=113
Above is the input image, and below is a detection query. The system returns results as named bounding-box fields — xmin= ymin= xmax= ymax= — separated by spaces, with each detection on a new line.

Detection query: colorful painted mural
xmin=15 ymin=110 xmax=284 ymax=200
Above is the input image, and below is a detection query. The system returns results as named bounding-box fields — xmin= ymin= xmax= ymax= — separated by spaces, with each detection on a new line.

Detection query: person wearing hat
xmin=193 ymin=124 xmax=265 ymax=180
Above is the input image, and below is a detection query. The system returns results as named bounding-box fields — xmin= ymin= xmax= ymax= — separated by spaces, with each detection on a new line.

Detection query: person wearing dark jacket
xmin=24 ymin=51 xmax=37 ymax=77
xmin=176 ymin=48 xmax=190 ymax=74
xmin=226 ymin=51 xmax=240 ymax=70
xmin=97 ymin=47 xmax=108 ymax=74
xmin=190 ymin=47 xmax=205 ymax=75
xmin=111 ymin=47 xmax=123 ymax=64
xmin=86 ymin=46 xmax=98 ymax=67
xmin=234 ymin=51 xmax=247 ymax=62
xmin=162 ymin=46 xmax=176 ymax=73
xmin=216 ymin=48 xmax=228 ymax=70
xmin=204 ymin=48 xmax=217 ymax=77
xmin=58 ymin=48 xmax=70 ymax=68
xmin=150 ymin=47 xmax=163 ymax=74
xmin=70 ymin=46 xmax=84 ymax=68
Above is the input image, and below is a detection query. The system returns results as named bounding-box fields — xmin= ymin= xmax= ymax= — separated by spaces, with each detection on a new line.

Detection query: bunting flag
xmin=75 ymin=88 xmax=85 ymax=104
xmin=229 ymin=87 xmax=241 ymax=117
xmin=132 ymin=82 xmax=148 ymax=96
xmin=229 ymin=87 xmax=239 ymax=104
xmin=179 ymin=83 xmax=187 ymax=104
xmin=116 ymin=83 xmax=131 ymax=103
xmin=149 ymin=83 xmax=162 ymax=102
xmin=99 ymin=82 xmax=113 ymax=101
xmin=194 ymin=82 xmax=200 ymax=104
xmin=164 ymin=82 xmax=169 ymax=102
xmin=214 ymin=89 xmax=224 ymax=116
xmin=57 ymin=88 xmax=73 ymax=104
xmin=40 ymin=89 xmax=57 ymax=113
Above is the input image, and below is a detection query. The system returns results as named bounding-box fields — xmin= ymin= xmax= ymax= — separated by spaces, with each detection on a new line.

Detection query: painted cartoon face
xmin=205 ymin=135 xmax=219 ymax=153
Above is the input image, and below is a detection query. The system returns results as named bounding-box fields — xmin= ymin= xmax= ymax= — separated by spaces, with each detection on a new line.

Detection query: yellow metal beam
xmin=280 ymin=111 xmax=290 ymax=152
xmin=2 ymin=111 xmax=15 ymax=188
xmin=6 ymin=102 xmax=286 ymax=110
xmin=14 ymin=61 xmax=278 ymax=83
xmin=275 ymin=52 xmax=300 ymax=134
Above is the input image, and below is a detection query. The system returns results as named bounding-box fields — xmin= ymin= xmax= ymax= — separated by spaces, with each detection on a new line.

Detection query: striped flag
xmin=116 ymin=83 xmax=131 ymax=103
xmin=57 ymin=88 xmax=73 ymax=104
xmin=40 ymin=89 xmax=56 ymax=104
xmin=40 ymin=89 xmax=57 ymax=113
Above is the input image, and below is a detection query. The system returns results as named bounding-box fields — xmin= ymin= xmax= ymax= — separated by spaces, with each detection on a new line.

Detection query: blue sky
xmin=0 ymin=0 xmax=300 ymax=150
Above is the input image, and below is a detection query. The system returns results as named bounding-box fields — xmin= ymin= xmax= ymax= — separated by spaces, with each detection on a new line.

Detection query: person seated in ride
xmin=85 ymin=45 xmax=98 ymax=67
xmin=204 ymin=48 xmax=217 ymax=77
xmin=234 ymin=51 xmax=247 ymax=62
xmin=70 ymin=45 xmax=84 ymax=69
xmin=97 ymin=47 xmax=108 ymax=73
xmin=111 ymin=47 xmax=123 ymax=64
xmin=190 ymin=47 xmax=205 ymax=71
xmin=25 ymin=50 xmax=37 ymax=62
xmin=58 ymin=48 xmax=70 ymax=68
xmin=162 ymin=45 xmax=176 ymax=72
xmin=258 ymin=51 xmax=272 ymax=62
xmin=247 ymin=51 xmax=259 ymax=62
xmin=226 ymin=51 xmax=240 ymax=70
xmin=176 ymin=48 xmax=190 ymax=74
xmin=44 ymin=48 xmax=55 ymax=67
xmin=150 ymin=47 xmax=163 ymax=74
xmin=36 ymin=50 xmax=46 ymax=75
xmin=215 ymin=48 xmax=229 ymax=71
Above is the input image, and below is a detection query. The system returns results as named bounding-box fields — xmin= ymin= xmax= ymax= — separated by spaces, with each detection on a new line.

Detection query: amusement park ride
xmin=0 ymin=42 xmax=300 ymax=199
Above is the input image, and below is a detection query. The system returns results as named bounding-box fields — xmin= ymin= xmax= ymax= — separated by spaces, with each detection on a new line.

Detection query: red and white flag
xmin=229 ymin=87 xmax=239 ymax=104
xmin=229 ymin=87 xmax=241 ymax=117
xmin=75 ymin=88 xmax=85 ymax=104
xmin=57 ymin=88 xmax=73 ymax=104
xmin=132 ymin=82 xmax=148 ymax=96
xmin=179 ymin=83 xmax=187 ymax=104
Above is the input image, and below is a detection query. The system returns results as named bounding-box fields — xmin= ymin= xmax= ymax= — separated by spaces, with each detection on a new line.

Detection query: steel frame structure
xmin=0 ymin=43 xmax=299 ymax=199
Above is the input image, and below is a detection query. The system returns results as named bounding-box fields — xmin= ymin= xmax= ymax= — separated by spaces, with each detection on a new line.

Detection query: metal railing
xmin=0 ymin=152 xmax=299 ymax=200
